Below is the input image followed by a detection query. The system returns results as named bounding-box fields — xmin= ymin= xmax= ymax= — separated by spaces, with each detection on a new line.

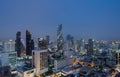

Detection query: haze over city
xmin=0 ymin=0 xmax=120 ymax=40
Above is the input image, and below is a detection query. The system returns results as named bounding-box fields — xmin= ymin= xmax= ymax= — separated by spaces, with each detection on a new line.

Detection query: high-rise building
xmin=46 ymin=35 xmax=50 ymax=45
xmin=0 ymin=41 xmax=3 ymax=51
xmin=0 ymin=51 xmax=17 ymax=70
xmin=57 ymin=24 xmax=64 ymax=51
xmin=118 ymin=44 xmax=120 ymax=50
xmin=26 ymin=30 xmax=34 ymax=56
xmin=116 ymin=50 xmax=120 ymax=72
xmin=31 ymin=39 xmax=34 ymax=50
xmin=38 ymin=38 xmax=48 ymax=49
xmin=32 ymin=49 xmax=48 ymax=76
xmin=87 ymin=39 xmax=94 ymax=55
xmin=80 ymin=39 xmax=85 ymax=53
xmin=15 ymin=31 xmax=21 ymax=57
xmin=4 ymin=39 xmax=15 ymax=52
xmin=15 ymin=31 xmax=25 ymax=57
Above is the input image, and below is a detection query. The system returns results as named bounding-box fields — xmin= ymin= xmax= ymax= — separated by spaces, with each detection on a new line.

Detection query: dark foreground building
xmin=26 ymin=30 xmax=34 ymax=56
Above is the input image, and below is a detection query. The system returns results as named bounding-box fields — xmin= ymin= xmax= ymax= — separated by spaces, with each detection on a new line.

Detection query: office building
xmin=26 ymin=30 xmax=34 ymax=56
xmin=57 ymin=24 xmax=64 ymax=51
xmin=46 ymin=35 xmax=50 ymax=45
xmin=31 ymin=39 xmax=34 ymax=51
xmin=0 ymin=41 xmax=3 ymax=46
xmin=15 ymin=32 xmax=26 ymax=57
xmin=0 ymin=51 xmax=17 ymax=70
xmin=0 ymin=41 xmax=3 ymax=51
xmin=4 ymin=39 xmax=15 ymax=52
xmin=116 ymin=50 xmax=120 ymax=72
xmin=15 ymin=31 xmax=21 ymax=57
xmin=38 ymin=38 xmax=48 ymax=49
xmin=87 ymin=39 xmax=94 ymax=55
xmin=0 ymin=52 xmax=9 ymax=67
xmin=118 ymin=44 xmax=120 ymax=50
xmin=32 ymin=49 xmax=48 ymax=76
xmin=80 ymin=39 xmax=85 ymax=53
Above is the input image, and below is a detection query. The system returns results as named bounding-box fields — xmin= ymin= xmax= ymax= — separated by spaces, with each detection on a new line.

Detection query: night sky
xmin=0 ymin=0 xmax=120 ymax=41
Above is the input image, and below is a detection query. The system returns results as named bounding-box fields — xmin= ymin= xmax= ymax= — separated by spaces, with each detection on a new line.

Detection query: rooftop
xmin=17 ymin=65 xmax=35 ymax=72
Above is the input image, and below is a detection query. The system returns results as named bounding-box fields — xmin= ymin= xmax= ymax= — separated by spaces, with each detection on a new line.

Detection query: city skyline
xmin=0 ymin=0 xmax=120 ymax=41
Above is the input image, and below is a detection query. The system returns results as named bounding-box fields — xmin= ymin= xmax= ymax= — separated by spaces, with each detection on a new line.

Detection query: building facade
xmin=32 ymin=49 xmax=48 ymax=76
xmin=57 ymin=24 xmax=64 ymax=51
xmin=4 ymin=40 xmax=15 ymax=52
xmin=0 ymin=51 xmax=17 ymax=70
xmin=15 ymin=31 xmax=25 ymax=57
xmin=26 ymin=30 xmax=34 ymax=56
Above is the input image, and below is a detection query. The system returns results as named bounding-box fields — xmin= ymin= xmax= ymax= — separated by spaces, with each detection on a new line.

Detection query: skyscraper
xmin=80 ymin=39 xmax=85 ymax=53
xmin=57 ymin=24 xmax=64 ymax=51
xmin=38 ymin=38 xmax=48 ymax=49
xmin=31 ymin=39 xmax=34 ymax=50
xmin=118 ymin=44 xmax=120 ymax=50
xmin=46 ymin=35 xmax=50 ymax=45
xmin=87 ymin=39 xmax=94 ymax=55
xmin=26 ymin=30 xmax=34 ymax=56
xmin=15 ymin=31 xmax=21 ymax=57
xmin=32 ymin=49 xmax=48 ymax=76
xmin=116 ymin=50 xmax=120 ymax=71
xmin=0 ymin=41 xmax=3 ymax=51
xmin=15 ymin=31 xmax=26 ymax=57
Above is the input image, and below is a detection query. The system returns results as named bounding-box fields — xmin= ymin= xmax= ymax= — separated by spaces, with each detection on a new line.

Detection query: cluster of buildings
xmin=0 ymin=25 xmax=120 ymax=77
xmin=0 ymin=29 xmax=49 ymax=77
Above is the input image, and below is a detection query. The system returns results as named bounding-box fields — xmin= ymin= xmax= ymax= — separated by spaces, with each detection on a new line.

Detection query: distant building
xmin=4 ymin=39 xmax=15 ymax=52
xmin=0 ymin=41 xmax=3 ymax=51
xmin=31 ymin=39 xmax=34 ymax=51
xmin=0 ymin=41 xmax=3 ymax=46
xmin=57 ymin=24 xmax=64 ymax=51
xmin=15 ymin=31 xmax=21 ymax=57
xmin=116 ymin=50 xmax=120 ymax=71
xmin=15 ymin=31 xmax=25 ymax=57
xmin=38 ymin=38 xmax=48 ymax=49
xmin=32 ymin=49 xmax=48 ymax=76
xmin=87 ymin=39 xmax=94 ymax=55
xmin=80 ymin=39 xmax=85 ymax=53
xmin=46 ymin=35 xmax=50 ymax=45
xmin=26 ymin=30 xmax=34 ymax=56
xmin=0 ymin=51 xmax=17 ymax=70
xmin=118 ymin=44 xmax=120 ymax=50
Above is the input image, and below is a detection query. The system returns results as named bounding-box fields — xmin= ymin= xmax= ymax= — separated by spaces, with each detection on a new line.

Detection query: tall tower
xmin=38 ymin=38 xmax=48 ymax=49
xmin=57 ymin=24 xmax=64 ymax=51
xmin=46 ymin=35 xmax=50 ymax=45
xmin=31 ymin=39 xmax=34 ymax=50
xmin=80 ymin=39 xmax=85 ymax=53
xmin=116 ymin=50 xmax=120 ymax=72
xmin=15 ymin=31 xmax=21 ymax=57
xmin=88 ymin=39 xmax=93 ymax=55
xmin=26 ymin=30 xmax=34 ymax=56
xmin=32 ymin=50 xmax=48 ymax=76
